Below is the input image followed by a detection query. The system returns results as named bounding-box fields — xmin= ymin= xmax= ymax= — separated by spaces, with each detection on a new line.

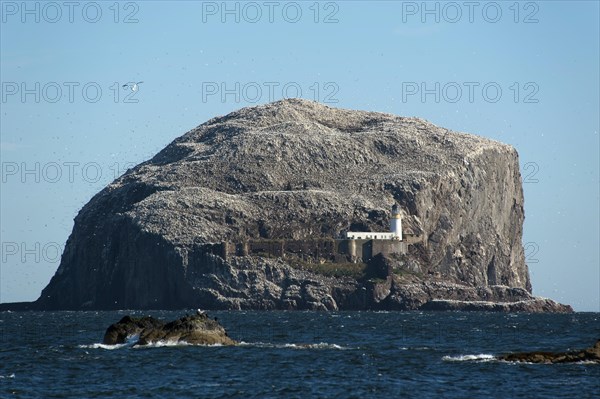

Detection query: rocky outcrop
xmin=103 ymin=315 xmax=164 ymax=344
xmin=419 ymin=298 xmax=572 ymax=313
xmin=498 ymin=340 xmax=600 ymax=363
xmin=102 ymin=313 xmax=236 ymax=346
xmin=365 ymin=279 xmax=572 ymax=312
xmin=32 ymin=99 xmax=569 ymax=311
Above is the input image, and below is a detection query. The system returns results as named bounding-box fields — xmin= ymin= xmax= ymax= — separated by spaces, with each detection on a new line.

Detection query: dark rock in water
xmin=379 ymin=281 xmax=572 ymax=312
xmin=102 ymin=313 xmax=236 ymax=346
xmin=103 ymin=315 xmax=164 ymax=344
xmin=498 ymin=340 xmax=600 ymax=363
xmin=419 ymin=297 xmax=573 ymax=313
xmin=31 ymin=99 xmax=570 ymax=312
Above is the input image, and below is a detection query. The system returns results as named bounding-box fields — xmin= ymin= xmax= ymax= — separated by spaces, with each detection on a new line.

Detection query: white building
xmin=346 ymin=205 xmax=403 ymax=241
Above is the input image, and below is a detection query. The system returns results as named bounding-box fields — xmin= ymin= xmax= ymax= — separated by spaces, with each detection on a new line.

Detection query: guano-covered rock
xmin=34 ymin=99 xmax=570 ymax=312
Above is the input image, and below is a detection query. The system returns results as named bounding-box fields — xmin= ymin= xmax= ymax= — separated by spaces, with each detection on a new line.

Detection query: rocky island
xmin=102 ymin=312 xmax=236 ymax=346
xmin=11 ymin=99 xmax=570 ymax=312
xmin=498 ymin=340 xmax=600 ymax=363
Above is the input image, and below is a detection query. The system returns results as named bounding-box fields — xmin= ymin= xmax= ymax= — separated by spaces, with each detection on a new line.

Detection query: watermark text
xmin=1 ymin=1 xmax=140 ymax=23
xmin=202 ymin=81 xmax=339 ymax=103
xmin=201 ymin=1 xmax=339 ymax=23
xmin=401 ymin=1 xmax=539 ymax=23
xmin=401 ymin=81 xmax=539 ymax=103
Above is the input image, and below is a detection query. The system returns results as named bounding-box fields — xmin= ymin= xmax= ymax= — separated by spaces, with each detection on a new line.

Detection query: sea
xmin=0 ymin=311 xmax=598 ymax=398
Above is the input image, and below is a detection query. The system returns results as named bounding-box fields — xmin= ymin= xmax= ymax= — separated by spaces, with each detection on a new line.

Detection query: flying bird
xmin=122 ymin=81 xmax=144 ymax=92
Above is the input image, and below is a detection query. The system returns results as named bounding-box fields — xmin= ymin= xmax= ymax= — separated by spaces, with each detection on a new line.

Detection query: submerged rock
xmin=102 ymin=313 xmax=236 ymax=346
xmin=31 ymin=99 xmax=569 ymax=312
xmin=498 ymin=340 xmax=600 ymax=363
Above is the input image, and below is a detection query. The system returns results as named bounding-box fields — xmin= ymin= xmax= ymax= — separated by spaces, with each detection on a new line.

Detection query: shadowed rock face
xmin=35 ymin=99 xmax=569 ymax=311
xmin=498 ymin=340 xmax=600 ymax=363
xmin=103 ymin=316 xmax=164 ymax=345
xmin=102 ymin=313 xmax=236 ymax=346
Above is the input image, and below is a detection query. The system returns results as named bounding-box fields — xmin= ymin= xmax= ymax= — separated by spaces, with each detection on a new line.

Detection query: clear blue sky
xmin=1 ymin=1 xmax=598 ymax=311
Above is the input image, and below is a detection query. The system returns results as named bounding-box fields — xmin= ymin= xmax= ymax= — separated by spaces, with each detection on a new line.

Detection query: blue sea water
xmin=0 ymin=311 xmax=598 ymax=398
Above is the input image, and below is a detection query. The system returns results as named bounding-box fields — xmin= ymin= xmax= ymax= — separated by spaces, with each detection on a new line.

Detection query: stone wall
xmin=206 ymin=238 xmax=410 ymax=263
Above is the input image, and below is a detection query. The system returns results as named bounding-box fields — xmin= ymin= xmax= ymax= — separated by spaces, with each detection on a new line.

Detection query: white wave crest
xmin=80 ymin=340 xmax=227 ymax=349
xmin=79 ymin=334 xmax=139 ymax=350
xmin=497 ymin=359 xmax=600 ymax=365
xmin=237 ymin=341 xmax=349 ymax=350
xmin=442 ymin=354 xmax=496 ymax=362
xmin=134 ymin=341 xmax=227 ymax=348
xmin=0 ymin=373 xmax=15 ymax=379
xmin=80 ymin=339 xmax=348 ymax=350
xmin=78 ymin=342 xmax=130 ymax=350
xmin=284 ymin=342 xmax=348 ymax=350
xmin=134 ymin=340 xmax=191 ymax=348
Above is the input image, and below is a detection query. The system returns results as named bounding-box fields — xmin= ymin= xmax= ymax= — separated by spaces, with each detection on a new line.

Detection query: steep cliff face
xmin=35 ymin=99 xmax=568 ymax=311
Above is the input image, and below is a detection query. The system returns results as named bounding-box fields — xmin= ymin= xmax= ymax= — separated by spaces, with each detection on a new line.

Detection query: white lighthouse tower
xmin=390 ymin=204 xmax=402 ymax=240
xmin=346 ymin=204 xmax=403 ymax=241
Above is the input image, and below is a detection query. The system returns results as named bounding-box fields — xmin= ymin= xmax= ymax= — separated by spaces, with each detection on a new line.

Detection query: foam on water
xmin=496 ymin=359 xmax=600 ymax=365
xmin=134 ymin=341 xmax=226 ymax=348
xmin=238 ymin=341 xmax=350 ymax=350
xmin=282 ymin=342 xmax=348 ymax=350
xmin=78 ymin=340 xmax=349 ymax=350
xmin=442 ymin=354 xmax=496 ymax=362
xmin=134 ymin=340 xmax=191 ymax=348
xmin=79 ymin=340 xmax=228 ymax=349
xmin=78 ymin=342 xmax=131 ymax=350
xmin=78 ymin=334 xmax=139 ymax=350
xmin=443 ymin=354 xmax=599 ymax=365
